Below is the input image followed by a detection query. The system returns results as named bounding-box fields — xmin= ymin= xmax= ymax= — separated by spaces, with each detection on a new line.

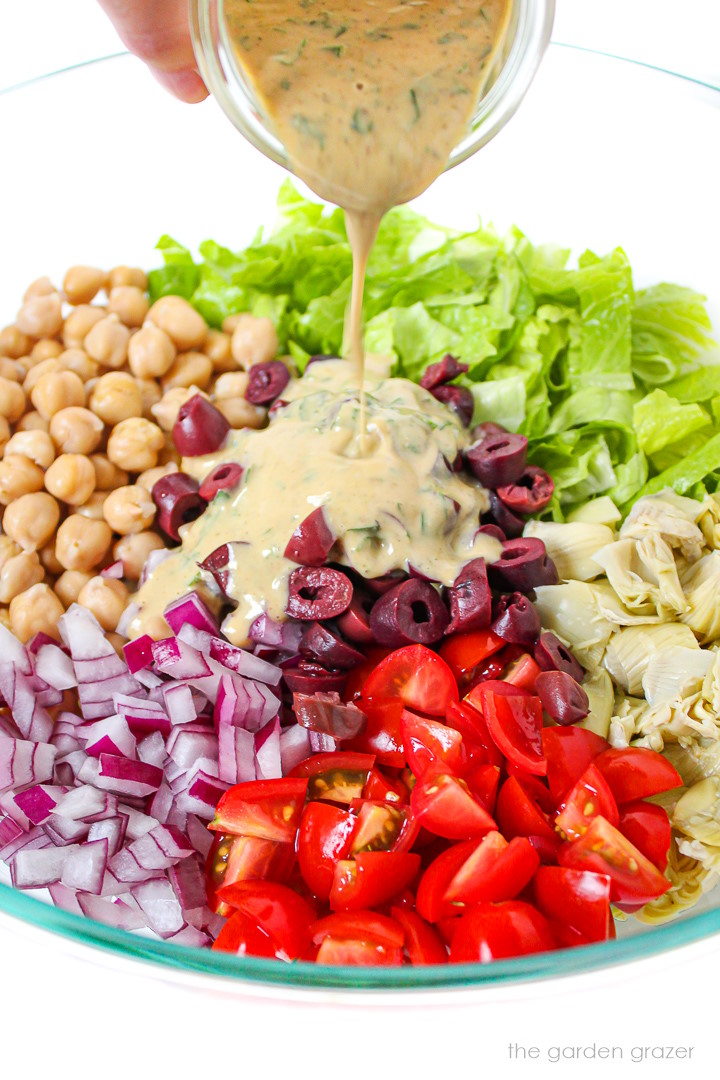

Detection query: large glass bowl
xmin=0 ymin=44 xmax=718 ymax=992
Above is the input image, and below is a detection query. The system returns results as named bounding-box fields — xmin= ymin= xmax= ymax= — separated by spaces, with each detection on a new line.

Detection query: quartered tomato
xmin=391 ymin=906 xmax=448 ymax=965
xmin=329 ymin=851 xmax=421 ymax=912
xmin=495 ymin=776 xmax=556 ymax=842
xmin=558 ymin=815 xmax=671 ymax=905
xmin=290 ymin=752 xmax=375 ymax=803
xmin=474 ymin=685 xmax=546 ymax=776
xmin=542 ymin=727 xmax=609 ymax=803
xmin=446 ymin=700 xmax=503 ymax=769
xmin=449 ymin=901 xmax=556 ymax=963
xmin=312 ymin=910 xmax=405 ymax=965
xmin=361 ymin=645 xmax=458 ymax=716
xmin=443 ymin=832 xmax=540 ymax=906
xmin=555 ymin=763 xmax=619 ymax=840
xmin=217 ymin=881 xmax=315 ymax=960
xmin=416 ymin=840 xmax=480 ymax=922
xmin=532 ymin=866 xmax=612 ymax=943
xmin=411 ymin=769 xmax=497 ymax=840
xmin=618 ymin=801 xmax=671 ymax=873
xmin=501 ymin=652 xmax=542 ymax=692
xmin=439 ymin=630 xmax=505 ymax=688
xmin=211 ymin=778 xmax=309 ymax=842
xmin=347 ymin=697 xmax=405 ymax=767
xmin=343 ymin=645 xmax=393 ymax=702
xmin=212 ymin=908 xmax=282 ymax=958
xmin=400 ymin=710 xmax=464 ymax=778
xmin=363 ymin=767 xmax=409 ymax=804
xmin=297 ymin=801 xmax=357 ymax=901
xmin=349 ymin=799 xmax=418 ymax=855
xmin=205 ymin=833 xmax=295 ymax=915
xmin=594 ymin=747 xmax=682 ymax=804
xmin=465 ymin=763 xmax=501 ymax=814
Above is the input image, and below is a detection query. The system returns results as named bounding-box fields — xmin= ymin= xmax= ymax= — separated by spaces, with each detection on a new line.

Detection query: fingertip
xmin=153 ymin=67 xmax=209 ymax=104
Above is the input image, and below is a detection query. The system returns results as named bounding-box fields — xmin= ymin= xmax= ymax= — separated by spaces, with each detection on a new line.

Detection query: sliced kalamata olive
xmin=477 ymin=523 xmax=506 ymax=543
xmin=245 ymin=360 xmax=290 ymax=405
xmin=488 ymin=537 xmax=559 ymax=592
xmin=293 ymin=691 xmax=366 ymax=739
xmin=535 ymin=670 xmax=589 ymax=726
xmin=200 ymin=543 xmax=234 ymax=595
xmin=336 ymin=591 xmax=375 ymax=644
xmin=429 ymin=384 xmax=474 ymax=427
xmin=172 ymin=394 xmax=230 ymax=457
xmin=366 ymin=571 xmax=407 ymax=596
xmin=284 ymin=508 xmax=335 ymax=566
xmin=420 ymin=354 xmax=469 ymax=390
xmin=471 ymin=421 xmax=507 ymax=441
xmin=370 ymin=579 xmax=449 ymax=647
xmin=283 ymin=661 xmax=347 ymax=696
xmin=286 ymin=566 xmax=353 ymax=621
xmin=485 ymin=491 xmax=525 ymax=539
xmin=299 ymin=622 xmax=364 ymax=670
xmin=491 ymin=592 xmax=541 ymax=646
xmin=497 ymin=465 xmax=555 ymax=514
xmin=465 ymin=432 xmax=528 ymax=489
xmin=534 ymin=632 xmax=585 ymax=683
xmin=444 ymin=558 xmax=491 ymax=635
xmin=152 ymin=473 xmax=207 ymax=542
xmin=198 ymin=462 xmax=244 ymax=503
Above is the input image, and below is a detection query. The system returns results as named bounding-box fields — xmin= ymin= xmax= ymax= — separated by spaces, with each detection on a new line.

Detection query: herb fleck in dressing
xmin=131 ymin=360 xmax=500 ymax=643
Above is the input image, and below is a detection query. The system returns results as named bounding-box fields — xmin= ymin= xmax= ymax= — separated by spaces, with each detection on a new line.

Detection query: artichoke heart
xmin=673 ymin=777 xmax=720 ymax=846
xmin=524 ymin=520 xmax=613 ymax=582
xmin=534 ymin=581 xmax=613 ymax=671
xmin=620 ymin=491 xmax=705 ymax=563
xmin=641 ymin=646 xmax=714 ymax=707
xmin=679 ymin=551 xmax=720 ymax=643
xmin=603 ymin=622 xmax=699 ymax=696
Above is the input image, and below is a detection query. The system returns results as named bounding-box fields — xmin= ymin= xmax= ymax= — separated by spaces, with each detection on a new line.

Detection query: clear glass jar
xmin=190 ymin=0 xmax=556 ymax=183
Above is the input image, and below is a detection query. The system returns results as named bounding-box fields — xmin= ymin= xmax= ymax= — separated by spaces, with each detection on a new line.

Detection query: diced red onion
xmin=0 ymin=815 xmax=24 ymax=858
xmin=100 ymin=560 xmax=124 ymax=579
xmin=117 ymin=805 xmax=158 ymax=841
xmin=179 ymin=625 xmax=281 ymax=686
xmin=96 ymin=754 xmax=163 ymax=798
xmin=279 ymin=725 xmax=313 ymax=774
xmin=123 ymin=634 xmax=154 ymax=674
xmin=13 ymin=784 xmax=67 ymax=826
xmin=12 ymin=843 xmax=80 ymax=888
xmin=132 ymin=878 xmax=184 ymax=937
xmin=164 ymin=592 xmax=220 ymax=638
xmin=186 ymin=814 xmax=212 ymax=859
xmin=110 ymin=823 xmax=193 ymax=883
xmin=174 ymin=768 xmax=228 ymax=820
xmin=0 ymin=623 xmax=31 ymax=675
xmin=138 ymin=731 xmax=167 ymax=768
xmin=48 ymin=881 xmax=84 ymax=914
xmin=162 ymin=682 xmax=197 ymax=726
xmin=168 ymin=855 xmax=207 ymax=915
xmin=308 ymin=731 xmax=338 ymax=753
xmin=61 ymin=837 xmax=108 ymax=895
xmin=218 ymin=723 xmax=255 ymax=785
xmin=77 ymin=892 xmax=145 ymax=930
xmin=168 ymin=924 xmax=211 ymax=947
xmin=54 ymin=785 xmax=109 ymax=822
xmin=44 ymin=815 xmax=90 ymax=845
xmin=255 ymin=717 xmax=282 ymax=781
xmin=0 ymin=734 xmax=57 ymax=794
xmin=166 ymin=726 xmax=218 ymax=771
xmin=0 ymin=664 xmax=53 ymax=743
xmin=88 ymin=815 xmax=127 ymax=858
xmin=85 ymin=715 xmax=137 ymax=760
xmin=134 ymin=668 xmax=164 ymax=690
xmin=249 ymin=614 xmax=304 ymax=652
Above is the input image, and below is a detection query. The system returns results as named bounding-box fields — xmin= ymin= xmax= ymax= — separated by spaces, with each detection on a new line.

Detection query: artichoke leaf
xmin=603 ymin=622 xmax=699 ymax=696
xmin=524 ymin=520 xmax=613 ymax=582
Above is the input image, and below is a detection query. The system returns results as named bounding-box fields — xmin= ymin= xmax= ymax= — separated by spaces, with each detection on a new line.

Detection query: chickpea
xmin=55 ymin=569 xmax=93 ymax=606
xmin=30 ymin=339 xmax=64 ymax=362
xmin=39 ymin=540 xmax=64 ymax=576
xmin=109 ymin=266 xmax=148 ymax=291
xmin=9 ymin=583 xmax=64 ymax=643
xmin=23 ymin=277 xmax=56 ymax=301
xmin=162 ymin=350 xmax=212 ymax=391
xmin=103 ymin=484 xmax=156 ymax=534
xmin=0 ymin=608 xmax=9 ymax=631
xmin=77 ymin=576 xmax=128 ymax=633
xmin=83 ymin=313 xmax=131 ymax=369
xmin=222 ymin=314 xmax=243 ymax=335
xmin=57 ymin=348 xmax=99 ymax=383
xmin=0 ymin=417 xmax=10 ymax=455
xmin=127 ymin=323 xmax=176 ymax=378
xmin=0 ymin=455 xmax=45 ymax=504
xmin=158 ymin=443 xmax=181 ymax=467
xmin=90 ymin=453 xmax=128 ymax=491
xmin=16 ymin=411 xmax=49 ymax=433
xmin=16 ymin=292 xmax=63 ymax=339
xmin=0 ymin=358 xmax=24 ymax=382
xmin=0 ymin=325 xmax=32 ymax=359
xmin=49 ymin=407 xmax=104 ymax=455
xmin=4 ymin=430 xmax=55 ymax=469
xmin=44 ymin=454 xmax=96 ymax=506
xmin=55 ymin=514 xmax=112 ymax=571
xmin=114 ymin=530 xmax=165 ymax=580
xmin=0 ymin=550 xmax=44 ymax=603
xmin=107 ymin=285 xmax=148 ymax=328
xmin=107 ymin=632 xmax=126 ymax=656
xmin=230 ymin=314 xmax=278 ymax=369
xmin=63 ymin=266 xmax=107 ymax=306
xmin=0 ymin=536 xmax=21 ymax=570
xmin=0 ymin=377 xmax=26 ymax=422
xmin=150 ymin=385 xmax=205 ymax=432
xmin=203 ymin=329 xmax=234 ymax=372
xmin=31 ymin=370 xmax=85 ymax=420
xmin=3 ymin=492 xmax=60 ymax=550
xmin=135 ymin=377 xmax=163 ymax=418
xmin=23 ymin=358 xmax=59 ymax=394
xmin=216 ymin=398 xmax=267 ymax=429
xmin=147 ymin=296 xmax=207 ymax=352
xmin=213 ymin=371 xmax=250 ymax=400
xmin=62 ymin=305 xmax=106 ymax=349
xmin=89 ymin=371 xmax=142 ymax=425
xmin=136 ymin=462 xmax=177 ymax=491
xmin=107 ymin=417 xmax=164 ymax=472
xmin=76 ymin=492 xmax=107 ymax=520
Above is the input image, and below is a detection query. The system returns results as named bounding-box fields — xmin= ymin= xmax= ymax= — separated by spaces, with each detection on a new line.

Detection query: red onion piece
xmin=132 ymin=878 xmax=185 ymax=937
xmin=110 ymin=823 xmax=193 ymax=883
xmin=123 ymin=635 xmax=154 ymax=675
xmin=87 ymin=815 xmax=127 ymax=858
xmin=255 ymin=717 xmax=282 ymax=781
xmin=163 ymin=591 xmax=220 ymax=638
xmin=13 ymin=784 xmax=65 ymax=826
xmin=218 ymin=723 xmax=255 ymax=785
xmin=85 ymin=715 xmax=137 ymax=760
xmin=61 ymin=837 xmax=108 ymax=895
xmin=100 ymin=560 xmax=124 ymax=580
xmin=96 ymin=754 xmax=163 ymax=798
xmin=12 ymin=844 xmax=80 ymax=888
xmin=0 ymin=734 xmax=57 ymax=793
xmin=249 ymin=614 xmax=304 ymax=653
xmin=161 ymin=682 xmax=197 ymax=726
xmin=279 ymin=725 xmax=313 ymax=774
xmin=174 ymin=768 xmax=228 ymax=820
xmin=0 ymin=664 xmax=53 ymax=743
xmin=34 ymin=644 xmax=77 ymax=691
xmin=178 ymin=624 xmax=282 ymax=687
xmin=77 ymin=892 xmax=145 ymax=930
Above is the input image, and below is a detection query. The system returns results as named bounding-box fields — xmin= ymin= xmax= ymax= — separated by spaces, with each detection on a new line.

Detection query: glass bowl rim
xmin=0 ymin=45 xmax=719 ymax=991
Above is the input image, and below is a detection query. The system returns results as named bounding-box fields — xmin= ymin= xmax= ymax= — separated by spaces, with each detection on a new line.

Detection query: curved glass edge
xmin=2 ymin=878 xmax=720 ymax=990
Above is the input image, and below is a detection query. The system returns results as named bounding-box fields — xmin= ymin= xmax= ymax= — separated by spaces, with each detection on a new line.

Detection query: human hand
xmin=97 ymin=0 xmax=208 ymax=103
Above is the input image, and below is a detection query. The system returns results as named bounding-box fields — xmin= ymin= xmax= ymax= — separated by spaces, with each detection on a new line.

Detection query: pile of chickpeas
xmin=0 ymin=266 xmax=283 ymax=648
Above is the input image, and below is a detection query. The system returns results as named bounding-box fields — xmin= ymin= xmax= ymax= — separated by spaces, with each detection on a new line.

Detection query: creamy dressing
xmin=131 ymin=360 xmax=500 ymax=644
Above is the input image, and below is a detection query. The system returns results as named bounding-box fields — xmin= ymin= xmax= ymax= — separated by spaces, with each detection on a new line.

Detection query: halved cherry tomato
xmin=444 ymin=832 xmax=540 ymax=905
xmin=316 ymin=938 xmax=404 ymax=966
xmin=532 ymin=866 xmax=612 ymax=943
xmin=501 ymin=652 xmax=542 ymax=692
xmin=347 ymin=697 xmax=405 ymax=767
xmin=439 ymin=630 xmax=505 ymax=688
xmin=475 ymin=686 xmax=546 ymax=776
xmin=400 ymin=710 xmax=464 ymax=778
xmin=349 ymin=799 xmax=419 ymax=854
xmin=212 ymin=908 xmax=281 ymax=958
xmin=411 ymin=770 xmax=497 ymax=840
xmin=391 ymin=906 xmax=448 ymax=965
xmin=363 ymin=767 xmax=409 ymax=804
xmin=446 ymin=700 xmax=503 ymax=768
xmin=311 ymin=910 xmax=405 ymax=949
xmin=343 ymin=645 xmax=393 ymax=702
xmin=464 ymin=677 xmax=532 ymax=709
xmin=217 ymin=881 xmax=315 ymax=960
xmin=329 ymin=850 xmax=421 ymax=912
xmin=527 ymin=834 xmax=562 ymax=864
xmin=555 ymin=763 xmax=619 ymax=840
xmin=210 ymin=778 xmax=309 ymax=842
xmin=505 ymin=766 xmax=556 ymax=813
xmin=449 ymin=900 xmax=556 ymax=963
xmin=619 ymin=801 xmax=671 ymax=873
xmin=465 ymin=764 xmax=501 ymax=814
xmin=362 ymin=645 xmax=458 ymax=716
xmin=594 ymin=747 xmax=682 ymax=804
xmin=290 ymin=752 xmax=375 ymax=803
xmin=558 ymin=816 xmax=671 ymax=905
xmin=496 ymin=776 xmax=556 ymax=842
xmin=297 ymin=802 xmax=357 ymax=901
xmin=205 ymin=833 xmax=295 ymax=915
xmin=416 ymin=840 xmax=480 ymax=922
xmin=542 ymin=727 xmax=609 ymax=803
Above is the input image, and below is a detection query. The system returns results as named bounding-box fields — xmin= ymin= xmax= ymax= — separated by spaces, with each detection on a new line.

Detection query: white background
xmin=1 ymin=4 xmax=720 ymax=1079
